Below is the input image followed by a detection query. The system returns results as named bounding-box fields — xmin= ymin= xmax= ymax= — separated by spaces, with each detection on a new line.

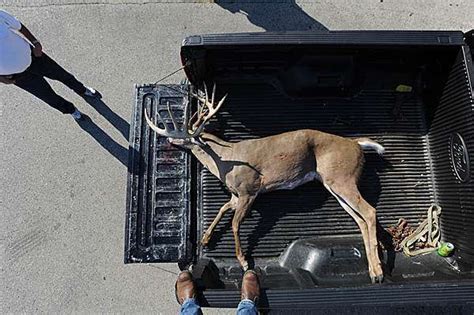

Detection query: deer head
xmin=144 ymin=83 xmax=227 ymax=148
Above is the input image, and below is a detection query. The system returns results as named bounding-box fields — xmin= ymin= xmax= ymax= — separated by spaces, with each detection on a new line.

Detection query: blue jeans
xmin=180 ymin=298 xmax=257 ymax=315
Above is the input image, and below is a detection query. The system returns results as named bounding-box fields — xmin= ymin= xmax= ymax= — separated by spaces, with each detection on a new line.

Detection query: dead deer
xmin=145 ymin=84 xmax=385 ymax=283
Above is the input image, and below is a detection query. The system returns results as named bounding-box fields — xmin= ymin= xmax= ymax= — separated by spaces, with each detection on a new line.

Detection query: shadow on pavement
xmin=75 ymin=114 xmax=128 ymax=167
xmin=84 ymin=97 xmax=130 ymax=140
xmin=216 ymin=0 xmax=328 ymax=31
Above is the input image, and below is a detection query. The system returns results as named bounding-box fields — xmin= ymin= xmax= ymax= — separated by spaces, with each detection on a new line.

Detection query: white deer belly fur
xmin=271 ymin=171 xmax=319 ymax=191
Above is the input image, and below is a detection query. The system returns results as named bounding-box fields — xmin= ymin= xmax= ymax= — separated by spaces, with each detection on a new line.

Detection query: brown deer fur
xmin=145 ymin=85 xmax=385 ymax=283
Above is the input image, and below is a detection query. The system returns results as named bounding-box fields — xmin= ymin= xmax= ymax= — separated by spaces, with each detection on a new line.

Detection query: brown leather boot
xmin=241 ymin=270 xmax=260 ymax=304
xmin=175 ymin=271 xmax=196 ymax=305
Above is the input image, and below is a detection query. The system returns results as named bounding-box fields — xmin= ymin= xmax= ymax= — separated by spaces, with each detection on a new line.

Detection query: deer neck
xmin=189 ymin=133 xmax=233 ymax=180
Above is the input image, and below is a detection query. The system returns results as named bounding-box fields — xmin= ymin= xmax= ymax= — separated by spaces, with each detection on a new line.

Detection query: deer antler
xmin=145 ymin=83 xmax=227 ymax=139
xmin=144 ymin=101 xmax=188 ymax=138
xmin=190 ymin=82 xmax=227 ymax=133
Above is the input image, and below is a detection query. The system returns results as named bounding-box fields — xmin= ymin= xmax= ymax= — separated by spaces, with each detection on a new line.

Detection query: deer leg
xmin=355 ymin=198 xmax=384 ymax=283
xmin=324 ymin=182 xmax=383 ymax=283
xmin=324 ymin=184 xmax=374 ymax=278
xmin=231 ymin=195 xmax=256 ymax=271
xmin=201 ymin=194 xmax=237 ymax=246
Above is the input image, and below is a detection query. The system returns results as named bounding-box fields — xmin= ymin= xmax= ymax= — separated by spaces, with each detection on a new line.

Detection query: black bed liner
xmin=201 ymin=281 xmax=474 ymax=311
xmin=126 ymin=31 xmax=474 ymax=309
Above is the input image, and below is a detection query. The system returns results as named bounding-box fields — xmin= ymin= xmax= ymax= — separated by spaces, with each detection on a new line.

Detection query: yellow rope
xmin=400 ymin=204 xmax=442 ymax=256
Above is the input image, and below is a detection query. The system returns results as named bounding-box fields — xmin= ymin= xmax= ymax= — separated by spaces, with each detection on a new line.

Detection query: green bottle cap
xmin=438 ymin=242 xmax=454 ymax=257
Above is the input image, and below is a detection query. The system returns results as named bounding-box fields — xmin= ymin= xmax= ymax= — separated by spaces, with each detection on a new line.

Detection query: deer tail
xmin=355 ymin=137 xmax=385 ymax=155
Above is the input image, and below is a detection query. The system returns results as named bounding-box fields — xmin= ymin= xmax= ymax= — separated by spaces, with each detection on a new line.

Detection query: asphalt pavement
xmin=0 ymin=0 xmax=472 ymax=313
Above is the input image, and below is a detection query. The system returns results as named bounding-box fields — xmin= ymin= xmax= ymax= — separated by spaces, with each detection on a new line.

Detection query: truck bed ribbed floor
xmin=199 ymin=82 xmax=435 ymax=260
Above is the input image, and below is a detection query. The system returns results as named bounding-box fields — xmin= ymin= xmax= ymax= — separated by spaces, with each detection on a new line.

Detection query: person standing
xmin=0 ymin=9 xmax=100 ymax=120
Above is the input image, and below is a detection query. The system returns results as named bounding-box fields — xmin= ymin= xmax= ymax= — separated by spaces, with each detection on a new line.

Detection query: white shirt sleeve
xmin=0 ymin=10 xmax=22 ymax=31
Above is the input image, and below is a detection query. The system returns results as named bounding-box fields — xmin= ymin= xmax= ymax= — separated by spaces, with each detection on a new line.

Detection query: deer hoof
xmin=371 ymin=274 xmax=384 ymax=284
xmin=200 ymin=234 xmax=210 ymax=246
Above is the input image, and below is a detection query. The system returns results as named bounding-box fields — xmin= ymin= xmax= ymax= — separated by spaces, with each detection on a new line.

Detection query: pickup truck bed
xmin=125 ymin=31 xmax=474 ymax=310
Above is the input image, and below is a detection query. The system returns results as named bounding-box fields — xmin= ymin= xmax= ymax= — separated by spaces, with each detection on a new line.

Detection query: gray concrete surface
xmin=0 ymin=0 xmax=472 ymax=313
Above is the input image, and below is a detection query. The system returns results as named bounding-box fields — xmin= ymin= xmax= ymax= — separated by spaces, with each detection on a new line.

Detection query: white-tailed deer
xmin=145 ymin=84 xmax=385 ymax=283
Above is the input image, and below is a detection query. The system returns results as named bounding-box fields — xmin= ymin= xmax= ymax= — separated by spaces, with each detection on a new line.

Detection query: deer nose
xmin=166 ymin=138 xmax=178 ymax=145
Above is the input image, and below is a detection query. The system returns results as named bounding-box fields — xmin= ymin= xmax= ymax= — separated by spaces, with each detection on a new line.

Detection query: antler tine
xmin=203 ymin=81 xmax=209 ymax=105
xmin=166 ymin=101 xmax=180 ymax=131
xmin=188 ymin=110 xmax=199 ymax=130
xmin=211 ymin=82 xmax=216 ymax=108
xmin=183 ymin=97 xmax=190 ymax=130
xmin=156 ymin=108 xmax=170 ymax=130
xmin=192 ymin=108 xmax=208 ymax=131
xmin=190 ymin=89 xmax=207 ymax=108
xmin=198 ymin=92 xmax=206 ymax=117
xmin=145 ymin=101 xmax=200 ymax=139
xmin=208 ymin=93 xmax=227 ymax=118
xmin=145 ymin=108 xmax=172 ymax=137
xmin=187 ymin=83 xmax=227 ymax=136
xmin=215 ymin=93 xmax=228 ymax=111
xmin=191 ymin=93 xmax=227 ymax=136
xmin=190 ymin=88 xmax=208 ymax=130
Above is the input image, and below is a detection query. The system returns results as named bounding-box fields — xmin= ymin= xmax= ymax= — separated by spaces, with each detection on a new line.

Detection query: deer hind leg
xmin=356 ymin=197 xmax=384 ymax=283
xmin=324 ymin=182 xmax=384 ymax=283
xmin=231 ymin=195 xmax=256 ymax=271
xmin=201 ymin=194 xmax=238 ymax=246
